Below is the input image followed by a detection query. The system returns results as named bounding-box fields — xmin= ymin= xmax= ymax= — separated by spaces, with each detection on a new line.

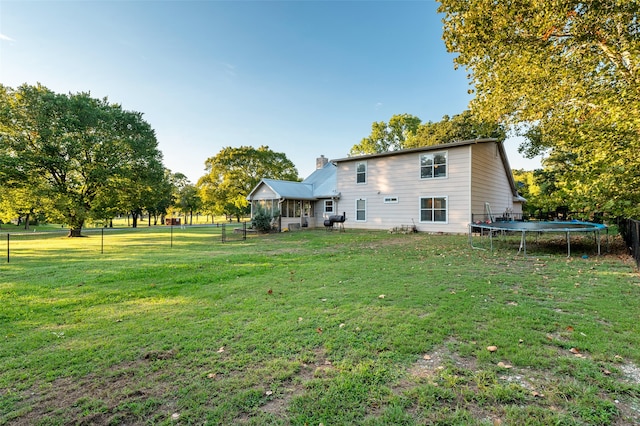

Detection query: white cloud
xmin=0 ymin=33 xmax=15 ymax=42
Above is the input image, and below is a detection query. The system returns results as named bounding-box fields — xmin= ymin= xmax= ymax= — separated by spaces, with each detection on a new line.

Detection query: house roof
xmin=331 ymin=138 xmax=499 ymax=162
xmin=301 ymin=161 xmax=337 ymax=198
xmin=258 ymin=179 xmax=315 ymax=200
xmin=332 ymin=138 xmax=522 ymax=198
xmin=247 ymin=162 xmax=338 ymax=201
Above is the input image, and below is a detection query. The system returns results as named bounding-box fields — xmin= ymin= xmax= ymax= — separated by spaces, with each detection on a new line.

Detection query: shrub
xmin=251 ymin=207 xmax=275 ymax=233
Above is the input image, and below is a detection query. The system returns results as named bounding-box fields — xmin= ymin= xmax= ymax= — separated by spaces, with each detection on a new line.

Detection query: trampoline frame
xmin=468 ymin=221 xmax=608 ymax=257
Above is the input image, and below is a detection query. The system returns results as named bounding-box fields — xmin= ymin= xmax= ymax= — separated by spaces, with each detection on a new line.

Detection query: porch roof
xmin=247 ymin=162 xmax=338 ymax=201
xmin=259 ymin=179 xmax=316 ymax=200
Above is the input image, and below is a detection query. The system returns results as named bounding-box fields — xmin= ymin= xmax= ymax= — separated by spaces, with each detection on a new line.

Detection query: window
xmin=384 ymin=196 xmax=399 ymax=204
xmin=253 ymin=199 xmax=278 ymax=217
xmin=420 ymin=197 xmax=447 ymax=223
xmin=282 ymin=200 xmax=302 ymax=217
xmin=303 ymin=201 xmax=313 ymax=218
xmin=356 ymin=162 xmax=367 ymax=184
xmin=356 ymin=199 xmax=366 ymax=221
xmin=324 ymin=200 xmax=334 ymax=214
xmin=420 ymin=152 xmax=447 ymax=179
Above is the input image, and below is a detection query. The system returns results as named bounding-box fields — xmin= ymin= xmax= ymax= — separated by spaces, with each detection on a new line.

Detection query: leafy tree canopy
xmin=350 ymin=111 xmax=505 ymax=155
xmin=438 ymin=0 xmax=640 ymax=217
xmin=197 ymin=146 xmax=299 ymax=220
xmin=405 ymin=110 xmax=506 ymax=149
xmin=143 ymin=169 xmax=175 ymax=226
xmin=350 ymin=113 xmax=421 ymax=155
xmin=172 ymin=173 xmax=201 ymax=225
xmin=0 ymin=83 xmax=165 ymax=235
xmin=512 ymin=169 xmax=557 ymax=216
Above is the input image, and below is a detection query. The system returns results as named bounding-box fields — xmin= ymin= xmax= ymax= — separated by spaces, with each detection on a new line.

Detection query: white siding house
xmin=247 ymin=157 xmax=339 ymax=231
xmin=247 ymin=139 xmax=524 ymax=233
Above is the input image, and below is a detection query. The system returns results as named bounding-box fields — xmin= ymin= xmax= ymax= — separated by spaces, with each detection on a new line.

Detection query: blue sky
xmin=0 ymin=0 xmax=541 ymax=183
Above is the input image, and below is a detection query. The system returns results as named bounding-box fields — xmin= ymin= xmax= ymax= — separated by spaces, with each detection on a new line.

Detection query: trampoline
xmin=469 ymin=220 xmax=608 ymax=257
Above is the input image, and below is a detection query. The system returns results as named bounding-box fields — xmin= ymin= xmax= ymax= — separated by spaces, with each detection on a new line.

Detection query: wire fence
xmin=1 ymin=223 xmax=250 ymax=263
xmin=221 ymin=222 xmax=247 ymax=243
xmin=619 ymin=218 xmax=640 ymax=269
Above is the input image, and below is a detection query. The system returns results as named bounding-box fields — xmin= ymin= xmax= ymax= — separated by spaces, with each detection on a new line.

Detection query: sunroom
xmin=247 ymin=161 xmax=338 ymax=231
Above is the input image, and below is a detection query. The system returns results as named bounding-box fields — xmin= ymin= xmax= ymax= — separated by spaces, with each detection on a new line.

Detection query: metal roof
xmin=302 ymin=162 xmax=338 ymax=198
xmin=247 ymin=162 xmax=338 ymax=201
xmin=331 ymin=138 xmax=500 ymax=163
xmin=259 ymin=179 xmax=315 ymax=200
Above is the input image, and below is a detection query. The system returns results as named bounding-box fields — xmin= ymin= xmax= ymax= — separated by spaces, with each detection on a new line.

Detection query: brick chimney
xmin=316 ymin=155 xmax=329 ymax=170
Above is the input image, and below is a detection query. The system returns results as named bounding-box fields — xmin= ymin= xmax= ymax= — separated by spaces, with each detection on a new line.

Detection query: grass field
xmin=1 ymin=226 xmax=639 ymax=425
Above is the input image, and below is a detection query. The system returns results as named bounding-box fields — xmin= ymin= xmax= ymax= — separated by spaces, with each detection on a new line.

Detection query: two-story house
xmin=247 ymin=138 xmax=524 ymax=233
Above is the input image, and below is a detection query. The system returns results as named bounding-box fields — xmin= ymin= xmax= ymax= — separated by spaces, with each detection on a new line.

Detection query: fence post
xmin=630 ymin=220 xmax=640 ymax=268
xmin=622 ymin=218 xmax=640 ymax=269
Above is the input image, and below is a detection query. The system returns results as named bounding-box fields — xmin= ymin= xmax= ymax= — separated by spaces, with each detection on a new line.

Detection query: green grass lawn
xmin=1 ymin=227 xmax=639 ymax=425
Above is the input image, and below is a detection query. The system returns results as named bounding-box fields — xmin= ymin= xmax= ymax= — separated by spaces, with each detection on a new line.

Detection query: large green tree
xmin=113 ymin=160 xmax=166 ymax=228
xmin=405 ymin=110 xmax=506 ymax=148
xmin=144 ymin=169 xmax=176 ymax=226
xmin=438 ymin=0 xmax=640 ymax=217
xmin=350 ymin=111 xmax=505 ymax=155
xmin=197 ymin=146 xmax=299 ymax=221
xmin=0 ymin=84 xmax=164 ymax=236
xmin=349 ymin=113 xmax=421 ymax=155
xmin=0 ymin=186 xmax=53 ymax=229
xmin=172 ymin=173 xmax=201 ymax=225
xmin=511 ymin=168 xmax=562 ymax=217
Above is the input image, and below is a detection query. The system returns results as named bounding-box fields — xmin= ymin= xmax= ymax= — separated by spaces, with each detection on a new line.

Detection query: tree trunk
xmin=131 ymin=211 xmax=139 ymax=228
xmin=24 ymin=213 xmax=30 ymax=230
xmin=67 ymin=216 xmax=85 ymax=237
xmin=67 ymin=227 xmax=83 ymax=237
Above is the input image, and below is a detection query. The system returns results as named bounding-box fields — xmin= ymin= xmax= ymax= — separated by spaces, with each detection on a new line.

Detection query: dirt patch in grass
xmin=258 ymin=346 xmax=337 ymax=419
xmin=8 ymin=353 xmax=179 ymax=425
xmin=606 ymin=361 xmax=640 ymax=426
xmin=407 ymin=342 xmax=479 ymax=380
xmin=396 ymin=343 xmax=640 ymax=425
xmin=407 ymin=346 xmax=456 ymax=380
xmin=10 ymin=346 xmax=342 ymax=424
xmin=620 ymin=362 xmax=640 ymax=384
xmin=395 ymin=344 xmax=500 ymax=424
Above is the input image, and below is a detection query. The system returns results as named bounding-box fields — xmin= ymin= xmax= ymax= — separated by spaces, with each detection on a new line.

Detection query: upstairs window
xmin=356 ymin=162 xmax=367 ymax=184
xmin=420 ymin=152 xmax=447 ymax=179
